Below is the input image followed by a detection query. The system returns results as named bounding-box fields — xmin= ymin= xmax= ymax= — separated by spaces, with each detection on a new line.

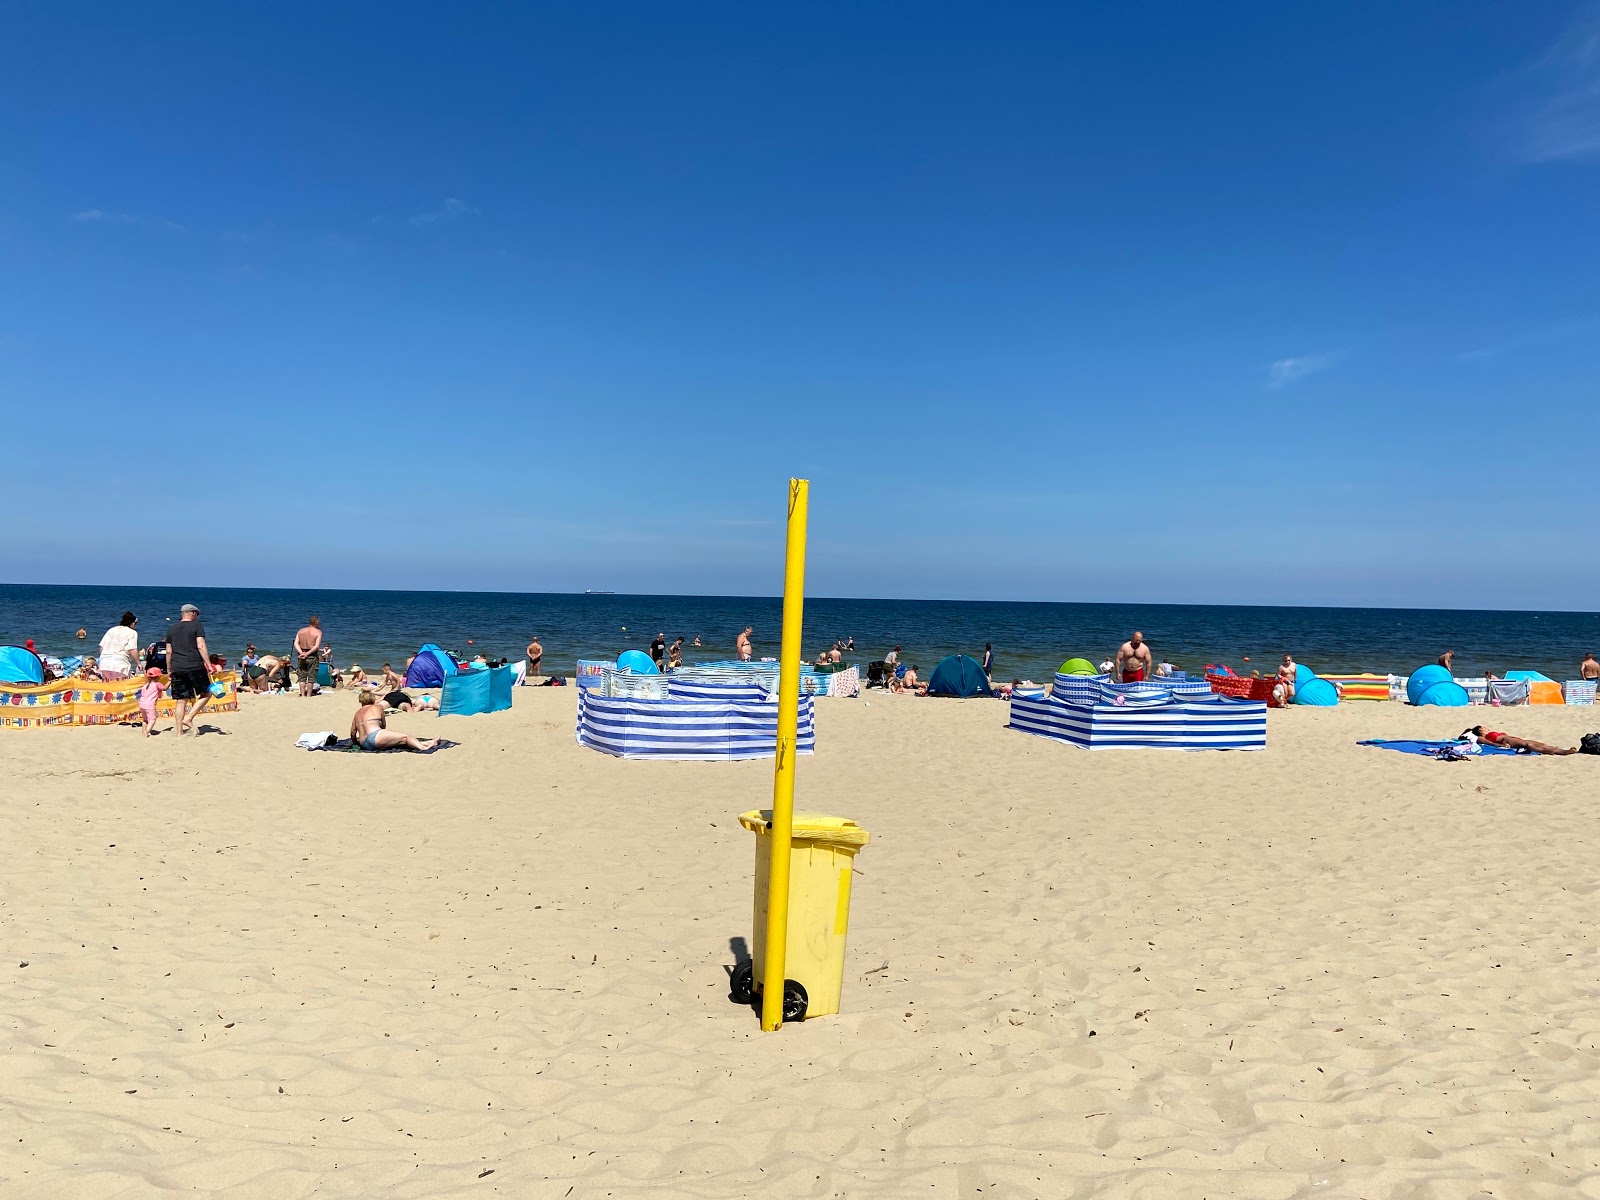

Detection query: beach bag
xmin=1579 ymin=733 xmax=1600 ymax=755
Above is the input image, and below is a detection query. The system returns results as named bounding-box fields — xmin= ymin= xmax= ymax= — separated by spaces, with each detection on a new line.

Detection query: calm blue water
xmin=5 ymin=585 xmax=1600 ymax=682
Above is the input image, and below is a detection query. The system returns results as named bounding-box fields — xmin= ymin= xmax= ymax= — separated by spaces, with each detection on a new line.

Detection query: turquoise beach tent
xmin=0 ymin=645 xmax=45 ymax=685
xmin=1405 ymin=664 xmax=1469 ymax=707
xmin=404 ymin=644 xmax=458 ymax=689
xmin=926 ymin=654 xmax=993 ymax=698
xmin=616 ymin=650 xmax=658 ymax=674
xmin=1293 ymin=664 xmax=1339 ymax=706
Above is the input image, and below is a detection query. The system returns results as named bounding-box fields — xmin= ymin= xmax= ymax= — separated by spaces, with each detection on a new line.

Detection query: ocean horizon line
xmin=3 ymin=580 xmax=1597 ymax=618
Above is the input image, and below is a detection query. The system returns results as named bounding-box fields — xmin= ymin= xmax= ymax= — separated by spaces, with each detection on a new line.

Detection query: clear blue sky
xmin=3 ymin=3 xmax=1597 ymax=607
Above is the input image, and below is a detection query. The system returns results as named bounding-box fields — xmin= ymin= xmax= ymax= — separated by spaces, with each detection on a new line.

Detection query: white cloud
xmin=1264 ymin=353 xmax=1335 ymax=390
xmin=1498 ymin=6 xmax=1600 ymax=163
xmin=408 ymin=197 xmax=480 ymax=226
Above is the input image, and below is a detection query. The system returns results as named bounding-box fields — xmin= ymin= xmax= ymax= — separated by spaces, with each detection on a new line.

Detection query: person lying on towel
xmin=351 ymin=690 xmax=439 ymax=753
xmin=1462 ymin=726 xmax=1577 ymax=756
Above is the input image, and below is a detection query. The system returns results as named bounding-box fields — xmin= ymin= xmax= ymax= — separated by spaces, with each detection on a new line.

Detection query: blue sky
xmin=3 ymin=3 xmax=1598 ymax=607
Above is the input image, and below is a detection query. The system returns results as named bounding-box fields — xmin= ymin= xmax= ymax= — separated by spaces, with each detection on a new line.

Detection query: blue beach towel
xmin=1358 ymin=738 xmax=1519 ymax=758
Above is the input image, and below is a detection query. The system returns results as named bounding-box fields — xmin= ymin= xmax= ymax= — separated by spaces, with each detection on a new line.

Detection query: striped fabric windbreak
xmin=598 ymin=668 xmax=669 ymax=699
xmin=1318 ymin=673 xmax=1390 ymax=701
xmin=667 ymin=679 xmax=772 ymax=702
xmin=1008 ymin=692 xmax=1266 ymax=751
xmin=576 ymin=691 xmax=816 ymax=760
xmin=1564 ymin=681 xmax=1596 ymax=705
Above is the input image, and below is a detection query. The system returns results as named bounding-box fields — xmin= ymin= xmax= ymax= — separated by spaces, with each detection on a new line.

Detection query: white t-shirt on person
xmin=99 ymin=625 xmax=138 ymax=674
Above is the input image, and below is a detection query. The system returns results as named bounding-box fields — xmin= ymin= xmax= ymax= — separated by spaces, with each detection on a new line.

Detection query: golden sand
xmin=4 ymin=689 xmax=1598 ymax=1198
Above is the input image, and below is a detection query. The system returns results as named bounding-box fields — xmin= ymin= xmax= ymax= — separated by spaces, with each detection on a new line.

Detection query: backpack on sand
xmin=1580 ymin=733 xmax=1600 ymax=755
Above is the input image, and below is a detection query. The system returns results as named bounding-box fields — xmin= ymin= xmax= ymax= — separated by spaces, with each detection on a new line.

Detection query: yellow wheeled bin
xmin=733 ymin=810 xmax=870 ymax=1020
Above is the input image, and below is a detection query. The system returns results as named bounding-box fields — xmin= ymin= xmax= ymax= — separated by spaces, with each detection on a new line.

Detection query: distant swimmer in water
xmin=1463 ymin=725 xmax=1576 ymax=756
xmin=1115 ymin=631 xmax=1152 ymax=683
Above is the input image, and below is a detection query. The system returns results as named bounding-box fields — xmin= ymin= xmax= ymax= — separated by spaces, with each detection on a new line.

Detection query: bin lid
xmin=738 ymin=809 xmax=871 ymax=848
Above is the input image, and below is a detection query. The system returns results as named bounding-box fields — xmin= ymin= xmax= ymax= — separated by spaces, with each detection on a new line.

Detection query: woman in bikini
xmin=351 ymin=690 xmax=438 ymax=752
xmin=1463 ymin=726 xmax=1576 ymax=756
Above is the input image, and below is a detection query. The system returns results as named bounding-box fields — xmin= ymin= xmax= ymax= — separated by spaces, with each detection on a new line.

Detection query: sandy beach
xmin=5 ymin=689 xmax=1599 ymax=1198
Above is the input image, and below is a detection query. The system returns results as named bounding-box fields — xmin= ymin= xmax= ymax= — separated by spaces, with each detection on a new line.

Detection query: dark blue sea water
xmin=5 ymin=584 xmax=1599 ymax=682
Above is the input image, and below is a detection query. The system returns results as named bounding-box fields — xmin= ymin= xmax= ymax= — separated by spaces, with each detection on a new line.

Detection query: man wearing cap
xmin=166 ymin=604 xmax=214 ymax=735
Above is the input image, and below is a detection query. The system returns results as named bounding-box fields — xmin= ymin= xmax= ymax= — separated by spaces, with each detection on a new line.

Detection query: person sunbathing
xmin=351 ymin=690 xmax=438 ymax=752
xmin=1462 ymin=726 xmax=1576 ymax=756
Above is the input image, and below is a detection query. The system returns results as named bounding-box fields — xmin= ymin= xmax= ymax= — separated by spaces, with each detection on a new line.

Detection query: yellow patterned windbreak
xmin=0 ymin=672 xmax=240 ymax=729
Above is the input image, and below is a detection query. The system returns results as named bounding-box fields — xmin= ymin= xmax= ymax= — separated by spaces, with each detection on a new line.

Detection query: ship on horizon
xmin=584 ymin=589 xmax=616 ymax=595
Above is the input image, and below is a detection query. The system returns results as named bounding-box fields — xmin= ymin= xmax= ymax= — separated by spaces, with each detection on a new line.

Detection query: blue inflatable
xmin=1405 ymin=663 xmax=1469 ymax=707
xmin=1293 ymin=664 xmax=1339 ymax=706
xmin=616 ymin=650 xmax=658 ymax=674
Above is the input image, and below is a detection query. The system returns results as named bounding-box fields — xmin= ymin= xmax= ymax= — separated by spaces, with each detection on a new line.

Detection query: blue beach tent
xmin=926 ymin=654 xmax=993 ymax=698
xmin=0 ymin=645 xmax=45 ymax=685
xmin=1293 ymin=664 xmax=1339 ymax=706
xmin=404 ymin=644 xmax=458 ymax=689
xmin=438 ymin=664 xmax=515 ymax=717
xmin=616 ymin=650 xmax=658 ymax=674
xmin=1405 ymin=664 xmax=1470 ymax=707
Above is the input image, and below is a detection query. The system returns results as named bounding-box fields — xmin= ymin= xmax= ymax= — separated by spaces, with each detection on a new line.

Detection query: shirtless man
xmin=526 ymin=636 xmax=543 ymax=678
xmin=350 ymin=689 xmax=438 ymax=752
xmin=1271 ymin=653 xmax=1298 ymax=706
xmin=294 ymin=616 xmax=323 ymax=697
xmin=381 ymin=663 xmax=405 ymax=692
xmin=736 ymin=626 xmax=753 ymax=662
xmin=1115 ymin=631 xmax=1153 ymax=683
xmin=1581 ymin=652 xmax=1599 ymax=682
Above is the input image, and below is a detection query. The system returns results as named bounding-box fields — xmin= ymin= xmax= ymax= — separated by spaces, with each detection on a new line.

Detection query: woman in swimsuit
xmin=1463 ymin=726 xmax=1576 ymax=756
xmin=351 ymin=689 xmax=438 ymax=752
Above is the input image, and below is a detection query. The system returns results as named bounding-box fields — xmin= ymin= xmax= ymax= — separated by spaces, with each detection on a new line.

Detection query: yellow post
xmin=760 ymin=477 xmax=809 ymax=1031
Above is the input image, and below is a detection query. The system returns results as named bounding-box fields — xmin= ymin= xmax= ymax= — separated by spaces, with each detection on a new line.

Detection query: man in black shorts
xmin=165 ymin=603 xmax=214 ymax=736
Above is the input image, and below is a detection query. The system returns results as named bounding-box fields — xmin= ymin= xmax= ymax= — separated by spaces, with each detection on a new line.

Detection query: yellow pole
xmin=760 ymin=477 xmax=809 ymax=1031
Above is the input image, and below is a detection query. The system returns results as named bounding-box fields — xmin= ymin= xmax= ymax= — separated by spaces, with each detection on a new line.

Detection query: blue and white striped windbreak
xmin=576 ymin=690 xmax=816 ymax=760
xmin=1009 ymin=691 xmax=1266 ymax=751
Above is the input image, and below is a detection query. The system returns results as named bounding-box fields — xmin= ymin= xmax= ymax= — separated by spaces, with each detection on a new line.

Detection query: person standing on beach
xmin=1580 ymin=652 xmax=1599 ymax=682
xmin=98 ymin=612 xmax=140 ymax=681
xmin=294 ymin=617 xmax=323 ymax=697
xmin=1437 ymin=649 xmax=1455 ymax=673
xmin=1116 ymin=632 xmax=1153 ymax=683
xmin=165 ymin=603 xmax=214 ymax=736
xmin=526 ymin=636 xmax=543 ymax=678
xmin=650 ymin=633 xmax=666 ymax=666
xmin=736 ymin=626 xmax=753 ymax=662
xmin=981 ymin=642 xmax=994 ymax=679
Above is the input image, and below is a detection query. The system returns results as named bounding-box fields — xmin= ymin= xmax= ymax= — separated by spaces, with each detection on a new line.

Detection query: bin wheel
xmin=782 ymin=979 xmax=809 ymax=1023
xmin=728 ymin=961 xmax=755 ymax=1005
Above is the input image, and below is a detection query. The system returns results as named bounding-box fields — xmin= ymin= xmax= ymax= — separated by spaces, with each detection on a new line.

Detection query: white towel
xmin=295 ymin=731 xmax=339 ymax=749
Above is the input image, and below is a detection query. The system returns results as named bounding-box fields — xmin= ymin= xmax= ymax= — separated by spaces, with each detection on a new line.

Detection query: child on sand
xmin=138 ymin=668 xmax=165 ymax=736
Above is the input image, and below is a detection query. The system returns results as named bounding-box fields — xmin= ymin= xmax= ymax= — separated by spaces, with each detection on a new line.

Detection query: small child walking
xmin=139 ymin=667 xmax=165 ymax=736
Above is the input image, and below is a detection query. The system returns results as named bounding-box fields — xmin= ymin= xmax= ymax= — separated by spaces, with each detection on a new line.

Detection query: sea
xmin=4 ymin=584 xmax=1599 ymax=683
